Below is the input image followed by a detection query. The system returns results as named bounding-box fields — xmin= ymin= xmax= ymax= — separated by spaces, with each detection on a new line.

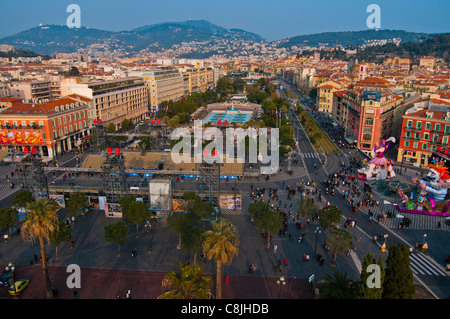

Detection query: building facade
xmin=128 ymin=69 xmax=185 ymax=112
xmin=61 ymin=77 xmax=149 ymax=128
xmin=397 ymin=102 xmax=450 ymax=167
xmin=0 ymin=95 xmax=91 ymax=158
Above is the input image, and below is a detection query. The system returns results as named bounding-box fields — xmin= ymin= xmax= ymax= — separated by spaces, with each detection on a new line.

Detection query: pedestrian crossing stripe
xmin=409 ymin=253 xmax=448 ymax=276
xmin=300 ymin=153 xmax=319 ymax=159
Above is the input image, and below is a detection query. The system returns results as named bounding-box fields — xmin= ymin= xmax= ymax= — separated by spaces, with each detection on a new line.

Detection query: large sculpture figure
xmin=357 ymin=137 xmax=396 ymax=181
xmin=396 ymin=157 xmax=450 ymax=216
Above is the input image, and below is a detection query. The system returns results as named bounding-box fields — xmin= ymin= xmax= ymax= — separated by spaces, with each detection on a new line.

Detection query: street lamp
xmin=314 ymin=227 xmax=321 ymax=258
xmin=276 ymin=276 xmax=286 ymax=299
xmin=145 ymin=220 xmax=152 ymax=253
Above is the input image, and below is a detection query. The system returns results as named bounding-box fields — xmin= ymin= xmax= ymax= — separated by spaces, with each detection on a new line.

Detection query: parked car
xmin=9 ymin=279 xmax=29 ymax=296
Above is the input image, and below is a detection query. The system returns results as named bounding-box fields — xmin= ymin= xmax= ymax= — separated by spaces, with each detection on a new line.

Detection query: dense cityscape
xmin=0 ymin=1 xmax=448 ymax=310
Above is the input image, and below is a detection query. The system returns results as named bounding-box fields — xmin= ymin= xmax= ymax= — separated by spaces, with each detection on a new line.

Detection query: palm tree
xmin=202 ymin=218 xmax=239 ymax=299
xmin=21 ymin=199 xmax=60 ymax=299
xmin=159 ymin=263 xmax=213 ymax=299
xmin=318 ymin=269 xmax=360 ymax=299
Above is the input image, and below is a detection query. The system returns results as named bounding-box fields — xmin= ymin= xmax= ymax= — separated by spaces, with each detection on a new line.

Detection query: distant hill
xmin=0 ymin=20 xmax=264 ymax=56
xmin=277 ymin=29 xmax=429 ymax=48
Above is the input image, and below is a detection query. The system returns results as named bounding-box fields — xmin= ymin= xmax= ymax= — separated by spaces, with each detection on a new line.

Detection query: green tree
xmin=168 ymin=212 xmax=194 ymax=249
xmin=297 ymin=198 xmax=317 ymax=230
xmin=123 ymin=200 xmax=152 ymax=238
xmin=11 ymin=190 xmax=34 ymax=209
xmin=138 ymin=136 xmax=152 ymax=153
xmin=49 ymin=220 xmax=72 ymax=258
xmin=248 ymin=201 xmax=283 ymax=248
xmin=202 ymin=218 xmax=239 ymax=299
xmin=21 ymin=199 xmax=60 ymax=298
xmin=106 ymin=123 xmax=116 ymax=133
xmin=119 ymin=194 xmax=137 ymax=216
xmin=159 ymin=263 xmax=213 ymax=299
xmin=182 ymin=226 xmax=204 ymax=265
xmin=318 ymin=268 xmax=360 ymax=299
xmin=67 ymin=66 xmax=81 ymax=76
xmin=382 ymin=244 xmax=415 ymax=299
xmin=104 ymin=220 xmax=129 ymax=257
xmin=325 ymin=228 xmax=353 ymax=265
xmin=0 ymin=207 xmax=19 ymax=234
xmin=121 ymin=118 xmax=134 ymax=131
xmin=66 ymin=192 xmax=89 ymax=221
xmin=359 ymin=253 xmax=384 ymax=299
xmin=319 ymin=205 xmax=343 ymax=231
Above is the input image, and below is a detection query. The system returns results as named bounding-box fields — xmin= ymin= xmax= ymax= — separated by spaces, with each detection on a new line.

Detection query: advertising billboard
xmin=0 ymin=130 xmax=44 ymax=145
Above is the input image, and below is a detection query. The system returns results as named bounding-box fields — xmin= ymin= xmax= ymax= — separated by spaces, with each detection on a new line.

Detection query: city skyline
xmin=1 ymin=0 xmax=449 ymax=42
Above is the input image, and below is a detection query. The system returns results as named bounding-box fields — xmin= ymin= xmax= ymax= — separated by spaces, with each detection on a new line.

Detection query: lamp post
xmin=145 ymin=220 xmax=152 ymax=253
xmin=7 ymin=263 xmax=16 ymax=296
xmin=276 ymin=276 xmax=286 ymax=299
xmin=314 ymin=227 xmax=321 ymax=258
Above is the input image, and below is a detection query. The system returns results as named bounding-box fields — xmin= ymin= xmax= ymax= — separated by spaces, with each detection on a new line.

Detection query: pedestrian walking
xmin=126 ymin=289 xmax=131 ymax=299
xmin=273 ymin=244 xmax=277 ymax=254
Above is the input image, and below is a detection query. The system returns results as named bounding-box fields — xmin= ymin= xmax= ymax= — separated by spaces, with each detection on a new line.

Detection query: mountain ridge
xmin=0 ymin=20 xmax=440 ymax=58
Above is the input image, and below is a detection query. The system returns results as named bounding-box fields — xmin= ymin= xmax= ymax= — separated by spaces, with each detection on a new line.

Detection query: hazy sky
xmin=1 ymin=0 xmax=449 ymax=41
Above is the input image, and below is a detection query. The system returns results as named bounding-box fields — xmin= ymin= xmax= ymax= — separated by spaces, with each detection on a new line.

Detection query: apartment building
xmin=60 ymin=77 xmax=149 ymax=128
xmin=183 ymin=67 xmax=215 ymax=95
xmin=419 ymin=56 xmax=435 ymax=70
xmin=128 ymin=69 xmax=184 ymax=112
xmin=8 ymin=80 xmax=52 ymax=102
xmin=398 ymin=101 xmax=450 ymax=167
xmin=338 ymin=89 xmax=410 ymax=157
xmin=0 ymin=94 xmax=90 ymax=158
xmin=316 ymin=81 xmax=345 ymax=114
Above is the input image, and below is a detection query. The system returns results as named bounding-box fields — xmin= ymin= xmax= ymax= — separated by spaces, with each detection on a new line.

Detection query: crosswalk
xmin=300 ymin=152 xmax=320 ymax=159
xmin=409 ymin=253 xmax=448 ymax=277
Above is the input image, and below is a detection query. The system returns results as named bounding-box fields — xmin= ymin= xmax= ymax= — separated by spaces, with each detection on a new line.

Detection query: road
xmin=279 ymin=78 xmax=450 ymax=299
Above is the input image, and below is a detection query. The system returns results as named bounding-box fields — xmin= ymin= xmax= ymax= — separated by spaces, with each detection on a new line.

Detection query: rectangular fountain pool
xmin=203 ymin=110 xmax=253 ymax=125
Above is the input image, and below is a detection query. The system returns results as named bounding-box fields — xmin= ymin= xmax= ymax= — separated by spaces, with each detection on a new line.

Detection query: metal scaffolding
xmin=197 ymin=158 xmax=221 ymax=216
xmin=100 ymin=153 xmax=126 ymax=203
xmin=17 ymin=153 xmax=48 ymax=198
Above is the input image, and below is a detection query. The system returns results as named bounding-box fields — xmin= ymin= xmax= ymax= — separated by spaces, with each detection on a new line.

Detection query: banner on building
xmin=0 ymin=130 xmax=44 ymax=145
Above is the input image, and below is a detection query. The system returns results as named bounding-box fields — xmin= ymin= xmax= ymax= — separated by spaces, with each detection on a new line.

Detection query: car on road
xmin=9 ymin=279 xmax=29 ymax=296
xmin=139 ymin=121 xmax=146 ymax=126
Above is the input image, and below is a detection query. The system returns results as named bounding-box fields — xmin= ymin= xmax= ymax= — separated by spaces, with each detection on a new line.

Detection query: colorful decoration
xmin=0 ymin=130 xmax=44 ymax=145
xmin=357 ymin=137 xmax=396 ymax=181
xmin=395 ymin=157 xmax=450 ymax=216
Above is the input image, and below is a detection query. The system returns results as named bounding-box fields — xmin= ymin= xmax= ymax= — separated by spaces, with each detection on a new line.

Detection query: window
xmin=445 ymin=125 xmax=450 ymax=134
xmin=414 ymin=133 xmax=420 ymax=140
xmin=52 ymin=120 xmax=56 ymax=127
xmin=405 ymin=131 xmax=411 ymax=138
xmin=363 ymin=134 xmax=371 ymax=141
xmin=413 ymin=142 xmax=418 ymax=149
xmin=421 ymin=143 xmax=428 ymax=150
xmin=58 ymin=118 xmax=62 ymax=125
xmin=434 ymin=124 xmax=441 ymax=132
xmin=415 ymin=121 xmax=422 ymax=130
xmin=364 ymin=118 xmax=373 ymax=125
xmin=404 ymin=140 xmax=410 ymax=147
xmin=406 ymin=120 xmax=413 ymax=128
xmin=425 ymin=122 xmax=431 ymax=130
xmin=443 ymin=136 xmax=448 ymax=145
xmin=432 ymin=134 xmax=439 ymax=143
xmin=423 ymin=133 xmax=430 ymax=140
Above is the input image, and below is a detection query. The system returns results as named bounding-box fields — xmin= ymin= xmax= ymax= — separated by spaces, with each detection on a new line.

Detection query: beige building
xmin=128 ymin=69 xmax=185 ymax=112
xmin=419 ymin=56 xmax=435 ymax=70
xmin=183 ymin=67 xmax=214 ymax=95
xmin=316 ymin=81 xmax=344 ymax=114
xmin=60 ymin=77 xmax=149 ymax=129
xmin=8 ymin=80 xmax=52 ymax=102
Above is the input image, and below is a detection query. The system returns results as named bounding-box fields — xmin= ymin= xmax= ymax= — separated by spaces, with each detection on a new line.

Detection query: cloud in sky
xmin=1 ymin=0 xmax=448 ymax=41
